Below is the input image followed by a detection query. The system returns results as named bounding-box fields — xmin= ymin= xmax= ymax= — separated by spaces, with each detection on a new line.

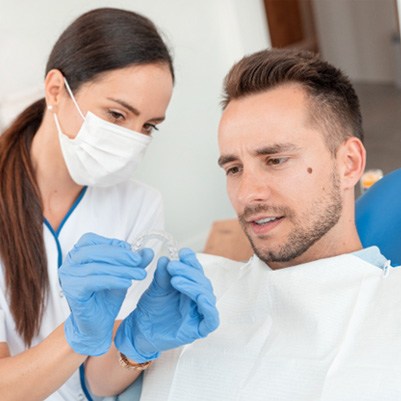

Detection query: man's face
xmin=218 ymin=83 xmax=344 ymax=269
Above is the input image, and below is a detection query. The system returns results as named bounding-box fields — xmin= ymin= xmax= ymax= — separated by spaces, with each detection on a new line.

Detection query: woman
xmin=0 ymin=7 xmax=174 ymax=400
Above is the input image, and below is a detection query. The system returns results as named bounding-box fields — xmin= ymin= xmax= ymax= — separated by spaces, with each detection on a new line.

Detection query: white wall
xmin=312 ymin=0 xmax=398 ymax=83
xmin=0 ymin=0 xmax=270 ymax=250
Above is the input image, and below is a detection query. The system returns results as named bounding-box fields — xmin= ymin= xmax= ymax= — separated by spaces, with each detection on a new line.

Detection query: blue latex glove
xmin=114 ymin=248 xmax=219 ymax=362
xmin=59 ymin=232 xmax=154 ymax=356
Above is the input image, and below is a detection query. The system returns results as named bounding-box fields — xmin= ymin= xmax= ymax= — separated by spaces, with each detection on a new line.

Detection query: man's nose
xmin=237 ymin=169 xmax=271 ymax=205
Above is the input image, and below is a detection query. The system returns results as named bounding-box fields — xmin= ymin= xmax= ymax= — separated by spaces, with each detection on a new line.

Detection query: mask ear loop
xmin=131 ymin=230 xmax=179 ymax=260
xmin=52 ymin=112 xmax=63 ymax=134
xmin=63 ymin=77 xmax=86 ymax=121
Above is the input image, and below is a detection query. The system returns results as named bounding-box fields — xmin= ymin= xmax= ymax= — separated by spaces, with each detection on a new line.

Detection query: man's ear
xmin=44 ymin=69 xmax=65 ymax=112
xmin=336 ymin=137 xmax=366 ymax=190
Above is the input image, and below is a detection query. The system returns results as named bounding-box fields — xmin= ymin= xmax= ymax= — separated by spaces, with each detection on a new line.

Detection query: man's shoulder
xmin=197 ymin=252 xmax=246 ymax=270
xmin=196 ymin=253 xmax=248 ymax=296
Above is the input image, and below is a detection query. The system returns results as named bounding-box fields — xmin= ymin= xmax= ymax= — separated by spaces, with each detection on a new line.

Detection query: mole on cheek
xmin=307 ymin=167 xmax=313 ymax=174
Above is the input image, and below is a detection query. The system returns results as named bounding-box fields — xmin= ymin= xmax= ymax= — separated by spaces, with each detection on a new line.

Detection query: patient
xmin=135 ymin=49 xmax=401 ymax=400
xmin=66 ymin=49 xmax=401 ymax=400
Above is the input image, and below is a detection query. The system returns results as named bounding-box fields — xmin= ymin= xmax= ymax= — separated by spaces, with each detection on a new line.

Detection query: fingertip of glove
xmin=78 ymin=232 xmax=98 ymax=243
xmin=168 ymin=274 xmax=183 ymax=288
xmin=178 ymin=248 xmax=204 ymax=270
xmin=73 ymin=233 xmax=130 ymax=252
xmin=110 ymin=238 xmax=131 ymax=249
xmin=197 ymin=295 xmax=220 ymax=331
xmin=179 ymin=248 xmax=195 ymax=259
xmin=130 ymin=247 xmax=153 ymax=266
xmin=138 ymin=247 xmax=154 ymax=261
xmin=134 ymin=268 xmax=147 ymax=280
xmin=166 ymin=260 xmax=188 ymax=279
xmin=158 ymin=255 xmax=169 ymax=265
xmin=199 ymin=313 xmax=220 ymax=337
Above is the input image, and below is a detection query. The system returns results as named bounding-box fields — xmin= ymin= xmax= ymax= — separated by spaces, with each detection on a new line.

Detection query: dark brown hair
xmin=0 ymin=7 xmax=174 ymax=346
xmin=222 ymin=49 xmax=363 ymax=152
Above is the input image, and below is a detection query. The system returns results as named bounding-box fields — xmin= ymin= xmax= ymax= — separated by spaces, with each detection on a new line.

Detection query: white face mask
xmin=52 ymin=78 xmax=152 ymax=187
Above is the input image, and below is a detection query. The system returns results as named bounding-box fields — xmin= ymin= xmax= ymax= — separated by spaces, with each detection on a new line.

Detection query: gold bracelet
xmin=118 ymin=352 xmax=153 ymax=371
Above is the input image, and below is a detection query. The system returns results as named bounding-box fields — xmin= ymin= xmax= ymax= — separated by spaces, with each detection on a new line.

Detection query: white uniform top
xmin=140 ymin=250 xmax=401 ymax=401
xmin=0 ymin=179 xmax=164 ymax=401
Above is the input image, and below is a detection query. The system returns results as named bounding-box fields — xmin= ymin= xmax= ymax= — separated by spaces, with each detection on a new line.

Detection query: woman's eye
xmin=107 ymin=110 xmax=125 ymax=122
xmin=143 ymin=123 xmax=159 ymax=135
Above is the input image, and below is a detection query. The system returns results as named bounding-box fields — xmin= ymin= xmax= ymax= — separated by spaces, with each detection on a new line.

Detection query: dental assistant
xmin=0 ymin=8 xmax=174 ymax=401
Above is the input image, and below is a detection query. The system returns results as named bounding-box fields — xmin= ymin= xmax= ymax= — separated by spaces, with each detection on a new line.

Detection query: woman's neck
xmin=31 ymin=116 xmax=83 ymax=231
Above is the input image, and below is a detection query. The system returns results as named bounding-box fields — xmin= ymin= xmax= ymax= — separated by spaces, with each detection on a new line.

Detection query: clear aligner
xmin=131 ymin=230 xmax=179 ymax=260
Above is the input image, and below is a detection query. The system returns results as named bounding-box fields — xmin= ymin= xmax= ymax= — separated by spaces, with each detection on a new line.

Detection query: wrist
xmin=114 ymin=319 xmax=159 ymax=363
xmin=118 ymin=352 xmax=153 ymax=371
xmin=64 ymin=316 xmax=112 ymax=356
xmin=114 ymin=335 xmax=160 ymax=363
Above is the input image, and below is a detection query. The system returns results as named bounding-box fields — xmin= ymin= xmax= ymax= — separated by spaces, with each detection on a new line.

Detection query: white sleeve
xmin=126 ymin=188 xmax=165 ymax=244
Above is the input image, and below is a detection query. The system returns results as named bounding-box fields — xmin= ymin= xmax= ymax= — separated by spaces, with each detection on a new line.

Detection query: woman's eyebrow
xmin=106 ymin=97 xmax=166 ymax=122
xmin=107 ymin=97 xmax=140 ymax=115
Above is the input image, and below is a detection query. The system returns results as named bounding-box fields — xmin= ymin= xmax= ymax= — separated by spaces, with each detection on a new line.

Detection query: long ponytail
xmin=0 ymin=99 xmax=48 ymax=346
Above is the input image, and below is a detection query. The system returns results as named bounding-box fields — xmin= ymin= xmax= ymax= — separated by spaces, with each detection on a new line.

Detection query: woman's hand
xmin=114 ymin=248 xmax=219 ymax=362
xmin=59 ymin=232 xmax=153 ymax=356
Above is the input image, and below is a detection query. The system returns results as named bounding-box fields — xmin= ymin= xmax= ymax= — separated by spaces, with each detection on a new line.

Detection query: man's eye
xmin=267 ymin=157 xmax=288 ymax=166
xmin=226 ymin=166 xmax=241 ymax=176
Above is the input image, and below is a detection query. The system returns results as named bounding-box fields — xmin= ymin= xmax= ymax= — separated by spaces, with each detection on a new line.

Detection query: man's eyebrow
xmin=254 ymin=143 xmax=300 ymax=156
xmin=218 ymin=143 xmax=300 ymax=167
xmin=218 ymin=154 xmax=237 ymax=167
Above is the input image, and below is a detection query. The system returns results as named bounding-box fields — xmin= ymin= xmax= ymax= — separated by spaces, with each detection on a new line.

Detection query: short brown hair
xmin=222 ymin=49 xmax=363 ymax=153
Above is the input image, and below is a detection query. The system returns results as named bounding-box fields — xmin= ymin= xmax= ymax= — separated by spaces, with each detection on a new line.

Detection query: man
xmin=138 ymin=49 xmax=401 ymax=400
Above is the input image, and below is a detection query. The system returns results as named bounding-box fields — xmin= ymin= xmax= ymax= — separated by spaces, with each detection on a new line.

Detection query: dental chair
xmin=356 ymin=167 xmax=401 ymax=266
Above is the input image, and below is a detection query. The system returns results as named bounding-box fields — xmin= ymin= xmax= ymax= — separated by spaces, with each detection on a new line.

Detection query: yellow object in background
xmin=360 ymin=169 xmax=383 ymax=193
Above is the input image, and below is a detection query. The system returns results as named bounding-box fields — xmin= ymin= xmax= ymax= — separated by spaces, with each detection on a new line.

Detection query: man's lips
xmin=244 ymin=215 xmax=285 ymax=235
xmin=245 ymin=215 xmax=284 ymax=225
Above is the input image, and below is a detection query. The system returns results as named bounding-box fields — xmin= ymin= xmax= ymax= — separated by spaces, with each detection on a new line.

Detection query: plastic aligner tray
xmin=131 ymin=230 xmax=178 ymax=259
